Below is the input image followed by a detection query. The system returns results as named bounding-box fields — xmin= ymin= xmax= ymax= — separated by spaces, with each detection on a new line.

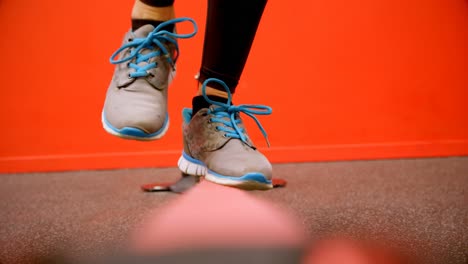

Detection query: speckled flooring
xmin=0 ymin=157 xmax=467 ymax=263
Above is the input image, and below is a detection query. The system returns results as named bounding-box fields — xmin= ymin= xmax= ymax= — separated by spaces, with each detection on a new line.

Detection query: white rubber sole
xmin=177 ymin=153 xmax=273 ymax=190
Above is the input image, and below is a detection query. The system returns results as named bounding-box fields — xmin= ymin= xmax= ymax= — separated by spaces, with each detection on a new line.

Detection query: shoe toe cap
xmin=104 ymin=105 xmax=167 ymax=133
xmin=103 ymin=89 xmax=167 ymax=134
xmin=207 ymin=148 xmax=272 ymax=180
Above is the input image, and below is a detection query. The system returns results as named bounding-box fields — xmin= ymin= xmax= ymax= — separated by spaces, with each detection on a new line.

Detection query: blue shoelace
xmin=201 ymin=78 xmax=273 ymax=147
xmin=109 ymin=17 xmax=197 ymax=78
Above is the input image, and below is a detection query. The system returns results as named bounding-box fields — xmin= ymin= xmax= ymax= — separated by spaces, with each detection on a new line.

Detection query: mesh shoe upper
xmin=102 ymin=18 xmax=197 ymax=138
xmin=182 ymin=78 xmax=273 ymax=179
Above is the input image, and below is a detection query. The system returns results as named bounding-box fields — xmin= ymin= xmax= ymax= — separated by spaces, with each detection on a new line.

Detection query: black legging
xmin=141 ymin=0 xmax=268 ymax=93
xmin=140 ymin=0 xmax=174 ymax=7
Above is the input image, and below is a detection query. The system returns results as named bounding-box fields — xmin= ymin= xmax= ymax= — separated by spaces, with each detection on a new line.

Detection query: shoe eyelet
xmin=127 ymin=74 xmax=133 ymax=79
xmin=223 ymin=134 xmax=228 ymax=138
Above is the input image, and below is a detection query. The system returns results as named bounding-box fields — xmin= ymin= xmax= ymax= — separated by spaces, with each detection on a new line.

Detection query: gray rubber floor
xmin=0 ymin=157 xmax=467 ymax=263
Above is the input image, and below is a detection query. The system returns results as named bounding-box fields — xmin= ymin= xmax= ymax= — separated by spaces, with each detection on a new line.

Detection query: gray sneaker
xmin=178 ymin=78 xmax=273 ymax=190
xmin=102 ymin=18 xmax=197 ymax=140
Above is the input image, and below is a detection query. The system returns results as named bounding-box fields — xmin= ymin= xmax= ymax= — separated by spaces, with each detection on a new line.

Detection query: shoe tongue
xmin=130 ymin=25 xmax=158 ymax=59
xmin=132 ymin=24 xmax=155 ymax=38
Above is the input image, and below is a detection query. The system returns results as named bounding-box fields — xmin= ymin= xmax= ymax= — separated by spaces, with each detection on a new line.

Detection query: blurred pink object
xmin=131 ymin=180 xmax=306 ymax=254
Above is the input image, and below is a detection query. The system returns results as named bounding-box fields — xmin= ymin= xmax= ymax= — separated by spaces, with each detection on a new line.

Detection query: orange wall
xmin=1 ymin=0 xmax=467 ymax=173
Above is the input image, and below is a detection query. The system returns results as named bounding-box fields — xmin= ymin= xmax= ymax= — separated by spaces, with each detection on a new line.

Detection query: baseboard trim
xmin=1 ymin=140 xmax=467 ymax=173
